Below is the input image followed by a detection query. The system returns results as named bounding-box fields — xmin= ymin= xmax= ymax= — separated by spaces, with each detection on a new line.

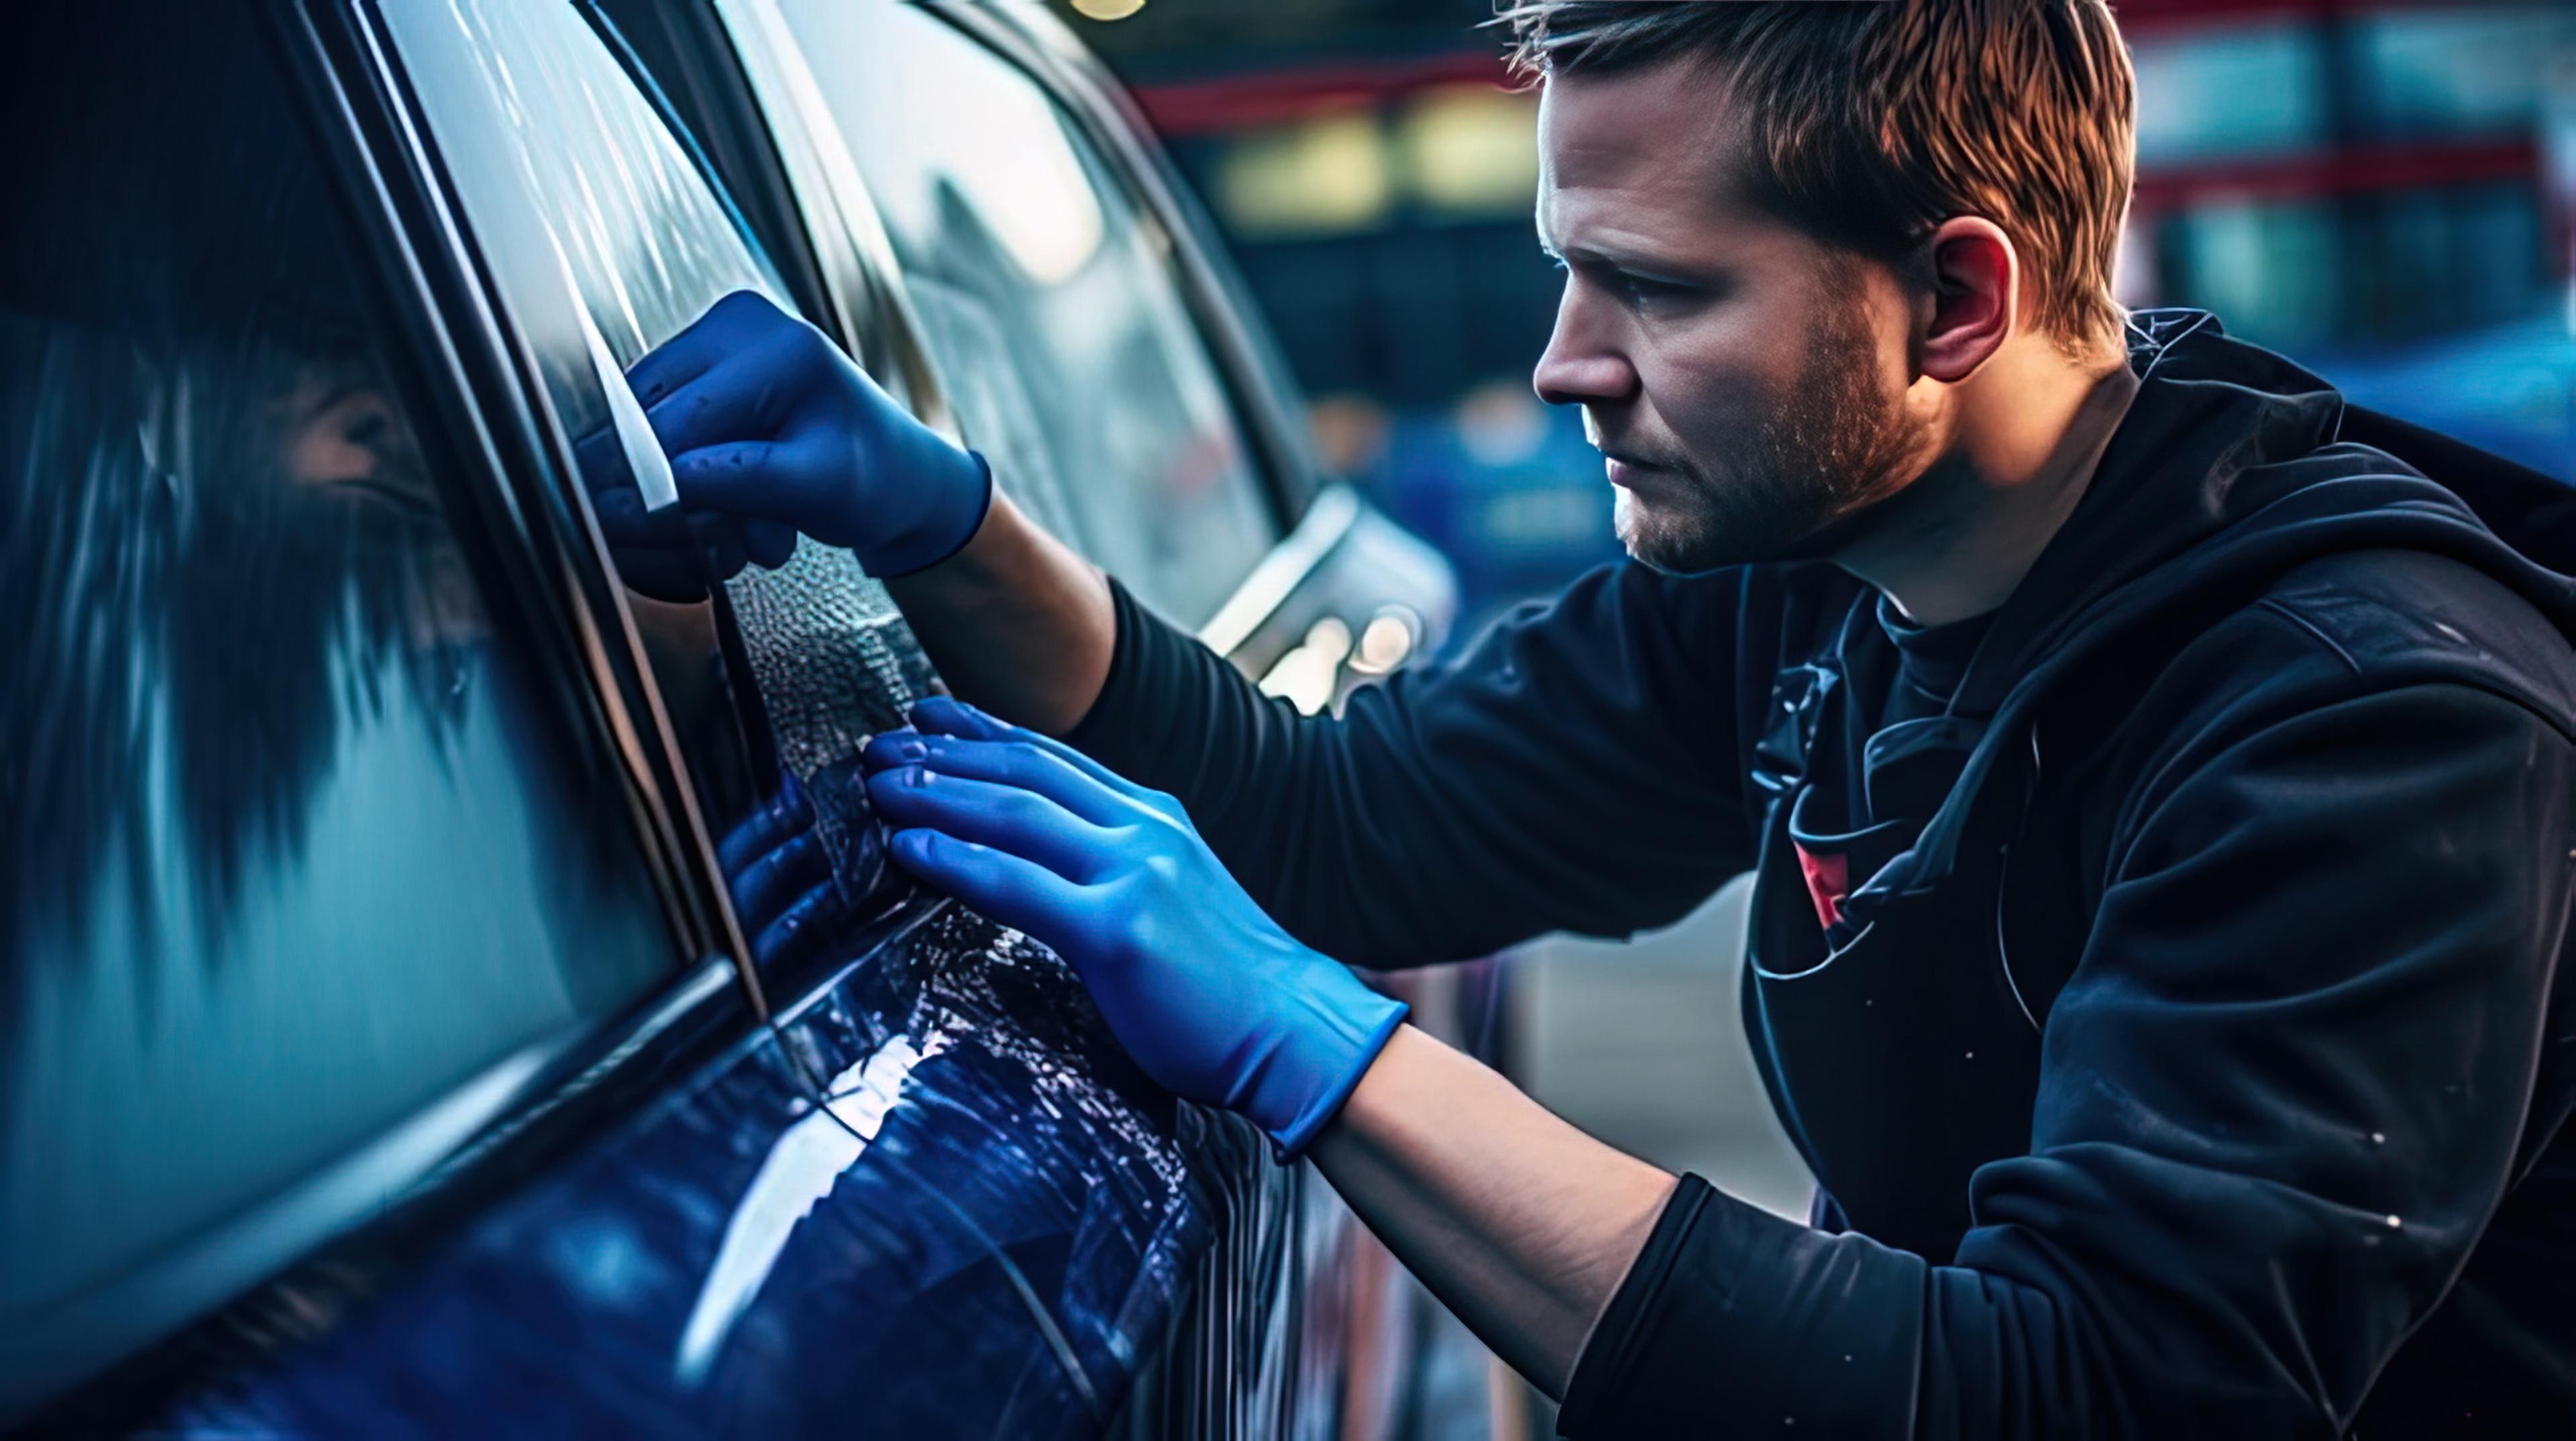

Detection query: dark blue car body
xmin=146 ymin=906 xmax=1286 ymax=1438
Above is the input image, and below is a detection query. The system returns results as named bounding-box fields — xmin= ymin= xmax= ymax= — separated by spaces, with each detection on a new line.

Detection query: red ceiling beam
xmin=2110 ymin=0 xmax=2422 ymax=31
xmin=1132 ymin=51 xmax=1514 ymax=137
xmin=2131 ymin=138 xmax=2539 ymax=213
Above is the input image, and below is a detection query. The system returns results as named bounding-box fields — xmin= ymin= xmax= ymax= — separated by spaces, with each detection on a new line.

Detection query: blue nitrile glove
xmin=718 ymin=773 xmax=853 ymax=969
xmin=594 ymin=290 xmax=992 ymax=588
xmin=859 ymin=696 xmax=1407 ymax=1157
xmin=580 ymin=425 xmax=793 ymax=603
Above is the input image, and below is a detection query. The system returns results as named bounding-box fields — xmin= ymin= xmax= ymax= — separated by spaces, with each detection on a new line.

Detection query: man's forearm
xmin=885 ymin=491 xmax=1116 ymax=737
xmin=1306 ymin=1024 xmax=1677 ymax=1398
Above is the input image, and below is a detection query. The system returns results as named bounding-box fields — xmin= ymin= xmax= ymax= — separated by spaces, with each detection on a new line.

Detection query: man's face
xmin=1534 ymin=61 xmax=1930 ymax=574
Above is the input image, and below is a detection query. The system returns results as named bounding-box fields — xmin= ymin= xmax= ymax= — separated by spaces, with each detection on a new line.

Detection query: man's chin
xmin=1617 ymin=523 xmax=1761 ymax=577
xmin=1616 ymin=497 xmax=1805 ymax=576
xmin=1618 ymin=533 xmax=1711 ymax=577
xmin=1615 ymin=485 xmax=1902 ymax=576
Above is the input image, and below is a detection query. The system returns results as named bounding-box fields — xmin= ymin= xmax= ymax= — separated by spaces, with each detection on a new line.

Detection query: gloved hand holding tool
xmin=588 ymin=290 xmax=992 ymax=600
xmin=860 ymin=696 xmax=1409 ymax=1156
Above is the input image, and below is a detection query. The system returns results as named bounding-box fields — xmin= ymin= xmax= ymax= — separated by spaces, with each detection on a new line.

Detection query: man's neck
xmin=1837 ymin=345 xmax=2139 ymax=628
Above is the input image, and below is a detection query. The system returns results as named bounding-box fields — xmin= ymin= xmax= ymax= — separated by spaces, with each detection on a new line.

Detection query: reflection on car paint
xmin=674 ymin=1029 xmax=943 ymax=1387
xmin=767 ymin=905 xmax=1199 ymax=1402
xmin=142 ymin=895 xmax=1272 ymax=1437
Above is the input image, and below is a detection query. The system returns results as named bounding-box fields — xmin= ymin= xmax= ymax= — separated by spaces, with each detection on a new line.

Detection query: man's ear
xmin=1917 ymin=216 xmax=2018 ymax=384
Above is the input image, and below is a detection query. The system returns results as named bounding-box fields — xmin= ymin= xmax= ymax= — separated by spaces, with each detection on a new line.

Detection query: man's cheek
xmin=1654 ymin=364 xmax=1771 ymax=468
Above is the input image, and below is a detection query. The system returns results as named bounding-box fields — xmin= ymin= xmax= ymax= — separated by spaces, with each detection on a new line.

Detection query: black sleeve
xmin=1063 ymin=564 xmax=1754 ymax=967
xmin=1558 ymin=680 xmax=2576 ymax=1439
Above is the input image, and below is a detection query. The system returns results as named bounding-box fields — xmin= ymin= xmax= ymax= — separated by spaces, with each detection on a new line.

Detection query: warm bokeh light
xmin=1395 ymin=83 xmax=1538 ymax=217
xmin=1214 ymin=111 xmax=1392 ymax=238
xmin=1257 ymin=615 xmax=1356 ymax=714
xmin=1351 ymin=608 xmax=1418 ymax=675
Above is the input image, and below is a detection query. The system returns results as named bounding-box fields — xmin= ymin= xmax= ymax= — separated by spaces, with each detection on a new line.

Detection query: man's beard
xmin=1616 ymin=295 xmax=1926 ymax=575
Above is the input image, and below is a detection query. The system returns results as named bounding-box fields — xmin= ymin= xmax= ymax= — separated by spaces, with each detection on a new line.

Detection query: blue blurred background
xmin=1059 ymin=0 xmax=2576 ymax=628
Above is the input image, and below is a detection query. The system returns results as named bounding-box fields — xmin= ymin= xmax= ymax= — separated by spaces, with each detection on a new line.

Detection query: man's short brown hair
xmin=1503 ymin=0 xmax=2135 ymax=354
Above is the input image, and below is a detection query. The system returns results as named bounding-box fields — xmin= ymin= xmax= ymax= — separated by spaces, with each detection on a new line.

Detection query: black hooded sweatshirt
xmin=1065 ymin=312 xmax=2576 ymax=1437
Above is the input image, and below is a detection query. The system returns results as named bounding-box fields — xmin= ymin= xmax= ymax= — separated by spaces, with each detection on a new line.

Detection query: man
xmin=614 ymin=2 xmax=2576 ymax=1433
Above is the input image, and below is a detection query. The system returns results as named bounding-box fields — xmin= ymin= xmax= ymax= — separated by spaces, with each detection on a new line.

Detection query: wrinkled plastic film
xmin=725 ymin=547 xmax=934 ymax=906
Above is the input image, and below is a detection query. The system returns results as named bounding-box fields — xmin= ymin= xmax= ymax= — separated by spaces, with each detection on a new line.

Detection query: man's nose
xmin=1532 ymin=289 xmax=1636 ymax=409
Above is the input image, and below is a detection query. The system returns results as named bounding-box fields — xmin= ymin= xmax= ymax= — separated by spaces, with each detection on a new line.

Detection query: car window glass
xmin=772 ymin=0 xmax=1279 ymax=629
xmin=0 ymin=7 xmax=675 ymax=1389
xmin=382 ymin=0 xmax=930 ymax=910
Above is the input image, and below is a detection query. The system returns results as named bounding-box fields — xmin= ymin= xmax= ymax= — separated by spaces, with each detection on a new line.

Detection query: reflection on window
xmin=777 ymin=0 xmax=1279 ymax=629
xmin=0 ymin=6 xmax=673 ymax=1390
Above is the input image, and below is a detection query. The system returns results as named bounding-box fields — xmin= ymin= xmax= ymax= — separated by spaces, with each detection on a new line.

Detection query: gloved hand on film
xmin=860 ymin=697 xmax=1407 ymax=1157
xmin=590 ymin=290 xmax=993 ymax=597
xmin=718 ymin=773 xmax=852 ymax=970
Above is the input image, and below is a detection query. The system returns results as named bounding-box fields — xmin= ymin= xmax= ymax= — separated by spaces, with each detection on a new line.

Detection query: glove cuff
xmin=1265 ymin=983 xmax=1409 ymax=1161
xmin=872 ymin=448 xmax=995 ymax=579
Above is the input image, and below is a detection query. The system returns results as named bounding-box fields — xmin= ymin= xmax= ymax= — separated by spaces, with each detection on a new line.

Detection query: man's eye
xmin=1617 ymin=274 xmax=1688 ymax=305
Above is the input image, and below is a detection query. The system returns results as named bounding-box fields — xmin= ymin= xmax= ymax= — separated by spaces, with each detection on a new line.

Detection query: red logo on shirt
xmin=1793 ymin=842 xmax=1849 ymax=930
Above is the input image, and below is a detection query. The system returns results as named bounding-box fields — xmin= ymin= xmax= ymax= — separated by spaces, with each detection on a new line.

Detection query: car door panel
xmin=136 ymin=1020 xmax=1085 ymax=1439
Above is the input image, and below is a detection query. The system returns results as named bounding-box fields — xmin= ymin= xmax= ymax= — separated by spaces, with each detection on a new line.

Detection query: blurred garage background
xmin=1058 ymin=3 xmax=2576 ymax=1435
